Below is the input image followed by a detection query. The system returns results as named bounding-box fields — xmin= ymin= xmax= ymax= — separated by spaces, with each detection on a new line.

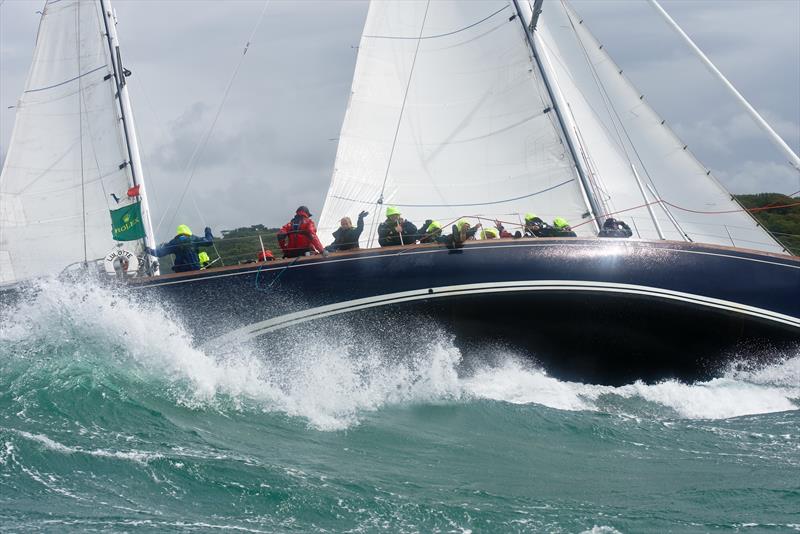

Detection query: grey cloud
xmin=2 ymin=0 xmax=798 ymax=242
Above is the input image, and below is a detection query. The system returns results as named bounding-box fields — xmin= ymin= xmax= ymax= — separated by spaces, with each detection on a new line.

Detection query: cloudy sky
xmin=1 ymin=0 xmax=798 ymax=242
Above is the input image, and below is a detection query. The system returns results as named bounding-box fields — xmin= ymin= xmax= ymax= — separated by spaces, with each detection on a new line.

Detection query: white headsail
xmin=322 ymin=0 xmax=789 ymax=254
xmin=530 ymin=0 xmax=788 ymax=253
xmin=319 ymin=0 xmax=595 ymax=245
xmin=0 ymin=0 xmax=157 ymax=285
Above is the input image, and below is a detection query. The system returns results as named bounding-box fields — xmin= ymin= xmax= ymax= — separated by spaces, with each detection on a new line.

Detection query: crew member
xmin=446 ymin=219 xmax=481 ymax=249
xmin=277 ymin=206 xmax=326 ymax=258
xmin=598 ymin=217 xmax=633 ymax=238
xmin=494 ymin=220 xmax=514 ymax=238
xmin=452 ymin=219 xmax=481 ymax=243
xmin=327 ymin=211 xmax=369 ymax=252
xmin=481 ymin=227 xmax=500 ymax=239
xmin=198 ymin=251 xmax=211 ymax=269
xmin=378 ymin=206 xmax=418 ymax=247
xmin=257 ymin=250 xmax=275 ymax=262
xmin=543 ymin=217 xmax=578 ymax=237
xmin=523 ymin=213 xmax=550 ymax=237
xmin=418 ymin=220 xmax=444 ymax=244
xmin=147 ymin=224 xmax=214 ymax=273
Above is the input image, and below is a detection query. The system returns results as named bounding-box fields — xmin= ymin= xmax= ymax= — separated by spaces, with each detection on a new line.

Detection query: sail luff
xmin=532 ymin=29 xmax=601 ymax=230
xmin=0 ymin=0 xmax=155 ymax=284
xmin=533 ymin=0 xmax=787 ymax=253
xmin=569 ymin=0 xmax=789 ymax=252
xmin=513 ymin=0 xmax=599 ymax=231
xmin=101 ymin=0 xmax=158 ymax=270
xmin=319 ymin=0 xmax=595 ymax=244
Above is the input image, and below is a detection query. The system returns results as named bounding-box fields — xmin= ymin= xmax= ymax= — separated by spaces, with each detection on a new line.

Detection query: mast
xmin=512 ymin=0 xmax=602 ymax=231
xmin=99 ymin=0 xmax=159 ymax=274
xmin=528 ymin=0 xmax=544 ymax=32
xmin=648 ymin=0 xmax=800 ymax=173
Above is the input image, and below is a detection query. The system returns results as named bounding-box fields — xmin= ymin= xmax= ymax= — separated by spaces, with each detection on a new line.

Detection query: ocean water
xmin=1 ymin=280 xmax=798 ymax=533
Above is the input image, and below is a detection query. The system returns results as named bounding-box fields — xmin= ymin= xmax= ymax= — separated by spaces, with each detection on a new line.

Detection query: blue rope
xmin=255 ymin=257 xmax=299 ymax=292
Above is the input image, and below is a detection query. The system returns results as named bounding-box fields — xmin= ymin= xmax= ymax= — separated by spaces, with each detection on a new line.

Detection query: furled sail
xmin=319 ymin=0 xmax=595 ymax=245
xmin=532 ymin=0 xmax=787 ymax=253
xmin=0 ymin=0 xmax=156 ymax=285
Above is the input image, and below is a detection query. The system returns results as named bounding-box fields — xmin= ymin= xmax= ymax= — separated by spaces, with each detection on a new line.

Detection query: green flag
xmin=110 ymin=201 xmax=145 ymax=241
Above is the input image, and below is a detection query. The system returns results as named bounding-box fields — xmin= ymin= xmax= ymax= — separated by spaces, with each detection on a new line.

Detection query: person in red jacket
xmin=494 ymin=220 xmax=515 ymax=238
xmin=277 ymin=206 xmax=326 ymax=258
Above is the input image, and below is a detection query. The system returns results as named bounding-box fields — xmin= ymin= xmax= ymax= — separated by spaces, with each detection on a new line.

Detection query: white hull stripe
xmin=204 ymin=280 xmax=800 ymax=349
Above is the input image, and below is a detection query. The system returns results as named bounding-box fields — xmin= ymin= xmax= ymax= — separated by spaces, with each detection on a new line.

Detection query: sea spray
xmin=1 ymin=278 xmax=799 ymax=532
xmin=1 ymin=278 xmax=798 ymax=429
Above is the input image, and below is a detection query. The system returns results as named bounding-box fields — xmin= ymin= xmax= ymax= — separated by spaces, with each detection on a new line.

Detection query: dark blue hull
xmin=132 ymin=239 xmax=800 ymax=385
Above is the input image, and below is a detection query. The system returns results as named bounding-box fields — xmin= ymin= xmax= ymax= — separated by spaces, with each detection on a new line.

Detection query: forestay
xmin=533 ymin=0 xmax=786 ymax=253
xmin=0 ymin=0 xmax=154 ymax=285
xmin=319 ymin=0 xmax=594 ymax=246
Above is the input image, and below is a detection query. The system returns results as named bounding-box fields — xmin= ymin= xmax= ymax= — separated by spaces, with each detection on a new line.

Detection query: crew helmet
xmin=386 ymin=206 xmax=401 ymax=218
xmin=427 ymin=220 xmax=442 ymax=232
xmin=481 ymin=227 xmax=499 ymax=239
xmin=553 ymin=217 xmax=570 ymax=229
xmin=176 ymin=224 xmax=192 ymax=236
xmin=524 ymin=213 xmax=538 ymax=222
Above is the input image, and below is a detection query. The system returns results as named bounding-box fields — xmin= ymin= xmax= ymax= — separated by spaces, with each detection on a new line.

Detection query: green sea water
xmin=1 ymin=280 xmax=798 ymax=533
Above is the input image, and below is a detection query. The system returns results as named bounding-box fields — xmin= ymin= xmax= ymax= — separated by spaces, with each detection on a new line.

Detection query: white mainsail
xmin=0 ymin=0 xmax=157 ymax=285
xmin=322 ymin=0 xmax=789 ymax=254
xmin=318 ymin=0 xmax=596 ymax=245
xmin=534 ymin=0 xmax=787 ymax=253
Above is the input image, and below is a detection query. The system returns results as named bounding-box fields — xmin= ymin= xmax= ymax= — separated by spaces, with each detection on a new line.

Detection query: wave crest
xmin=1 ymin=278 xmax=796 ymax=430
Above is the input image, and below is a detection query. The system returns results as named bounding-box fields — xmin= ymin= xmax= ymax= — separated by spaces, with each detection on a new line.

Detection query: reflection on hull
xmin=133 ymin=239 xmax=800 ymax=385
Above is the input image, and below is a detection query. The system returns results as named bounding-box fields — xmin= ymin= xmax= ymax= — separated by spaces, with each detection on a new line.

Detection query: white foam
xmin=580 ymin=527 xmax=623 ymax=534
xmin=12 ymin=430 xmax=162 ymax=464
xmin=463 ymin=357 xmax=799 ymax=420
xmin=462 ymin=359 xmax=603 ymax=411
xmin=581 ymin=525 xmax=622 ymax=534
xmin=3 ymin=278 xmax=798 ymax=430
xmin=613 ymin=375 xmax=799 ymax=419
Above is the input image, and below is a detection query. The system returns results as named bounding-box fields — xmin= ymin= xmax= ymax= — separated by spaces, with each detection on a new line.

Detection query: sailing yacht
xmin=0 ymin=0 xmax=158 ymax=284
xmin=2 ymin=0 xmax=798 ymax=384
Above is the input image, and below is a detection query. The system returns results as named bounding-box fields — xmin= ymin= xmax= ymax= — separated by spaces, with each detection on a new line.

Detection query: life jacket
xmin=198 ymin=251 xmax=210 ymax=268
xmin=170 ymin=235 xmax=201 ymax=272
xmin=278 ymin=214 xmax=322 ymax=256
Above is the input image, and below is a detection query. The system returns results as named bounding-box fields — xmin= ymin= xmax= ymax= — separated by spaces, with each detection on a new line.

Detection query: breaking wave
xmin=1 ymin=278 xmax=797 ymax=431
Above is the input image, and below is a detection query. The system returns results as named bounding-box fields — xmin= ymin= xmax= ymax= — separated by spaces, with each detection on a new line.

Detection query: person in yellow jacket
xmin=198 ymin=251 xmax=211 ymax=269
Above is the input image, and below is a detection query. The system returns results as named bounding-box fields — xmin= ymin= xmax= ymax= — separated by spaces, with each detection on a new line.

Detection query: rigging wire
xmin=363 ymin=4 xmax=509 ymax=40
xmin=333 ymin=178 xmax=576 ymax=208
xmin=367 ymin=0 xmax=431 ymax=248
xmin=129 ymin=75 xmax=166 ymax=217
xmin=76 ymin=1 xmax=88 ymax=265
xmin=570 ymin=198 xmax=800 ymax=230
xmin=562 ymin=0 xmax=793 ymax=250
xmin=191 ymin=193 xmax=225 ymax=266
xmin=560 ymin=0 xmax=692 ymax=238
xmin=156 ymin=0 xmax=271 ymax=235
xmin=129 ymin=67 xmax=226 ymax=264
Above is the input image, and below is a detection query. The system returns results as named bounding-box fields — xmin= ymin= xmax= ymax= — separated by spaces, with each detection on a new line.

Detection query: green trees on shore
xmin=205 ymin=225 xmax=281 ymax=268
xmin=735 ymin=194 xmax=799 ymax=255
xmin=157 ymin=195 xmax=798 ymax=271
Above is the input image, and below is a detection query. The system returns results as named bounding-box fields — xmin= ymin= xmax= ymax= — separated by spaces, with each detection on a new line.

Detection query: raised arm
xmin=147 ymin=240 xmax=173 ymax=258
xmin=193 ymin=227 xmax=214 ymax=248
